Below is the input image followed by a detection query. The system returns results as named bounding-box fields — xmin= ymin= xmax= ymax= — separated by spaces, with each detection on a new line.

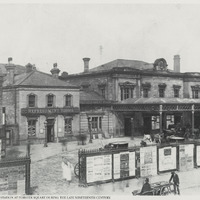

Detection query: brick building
xmin=60 ymin=55 xmax=200 ymax=138
xmin=2 ymin=61 xmax=80 ymax=145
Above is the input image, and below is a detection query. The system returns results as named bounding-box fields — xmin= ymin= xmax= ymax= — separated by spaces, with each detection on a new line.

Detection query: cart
xmin=132 ymin=181 xmax=174 ymax=196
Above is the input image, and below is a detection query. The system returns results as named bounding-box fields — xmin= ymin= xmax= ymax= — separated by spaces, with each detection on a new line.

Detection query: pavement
xmin=5 ymin=136 xmax=200 ymax=196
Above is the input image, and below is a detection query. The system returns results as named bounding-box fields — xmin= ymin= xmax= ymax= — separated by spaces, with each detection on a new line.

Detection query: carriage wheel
xmin=74 ymin=163 xmax=80 ymax=178
xmin=160 ymin=187 xmax=170 ymax=195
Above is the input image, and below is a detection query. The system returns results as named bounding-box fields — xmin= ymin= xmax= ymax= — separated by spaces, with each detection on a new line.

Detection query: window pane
xmin=151 ymin=116 xmax=160 ymax=130
xmin=65 ymin=95 xmax=72 ymax=106
xmin=121 ymin=88 xmax=123 ymax=100
xmin=47 ymin=95 xmax=54 ymax=107
xmin=64 ymin=118 xmax=72 ymax=136
xmin=29 ymin=95 xmax=35 ymax=107
xmin=159 ymin=88 xmax=164 ymax=97
xmin=91 ymin=117 xmax=98 ymax=131
xmin=124 ymin=88 xmax=129 ymax=99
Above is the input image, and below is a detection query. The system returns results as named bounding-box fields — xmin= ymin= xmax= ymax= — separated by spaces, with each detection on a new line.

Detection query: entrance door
xmin=143 ymin=116 xmax=151 ymax=134
xmin=124 ymin=118 xmax=131 ymax=136
xmin=47 ymin=119 xmax=55 ymax=142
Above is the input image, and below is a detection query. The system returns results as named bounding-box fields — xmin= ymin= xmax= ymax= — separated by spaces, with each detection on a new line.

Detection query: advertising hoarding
xmin=140 ymin=146 xmax=157 ymax=177
xmin=86 ymin=154 xmax=112 ymax=183
xmin=0 ymin=165 xmax=26 ymax=195
xmin=158 ymin=146 xmax=177 ymax=172
xmin=179 ymin=144 xmax=194 ymax=171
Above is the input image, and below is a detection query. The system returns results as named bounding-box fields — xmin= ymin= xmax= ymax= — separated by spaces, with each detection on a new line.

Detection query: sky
xmin=1 ymin=1 xmax=200 ymax=74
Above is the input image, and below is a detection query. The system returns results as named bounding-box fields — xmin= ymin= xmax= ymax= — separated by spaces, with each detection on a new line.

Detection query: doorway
xmin=143 ymin=116 xmax=152 ymax=134
xmin=124 ymin=117 xmax=131 ymax=136
xmin=47 ymin=119 xmax=55 ymax=142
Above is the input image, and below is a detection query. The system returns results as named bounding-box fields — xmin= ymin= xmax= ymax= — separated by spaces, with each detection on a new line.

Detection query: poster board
xmin=158 ymin=146 xmax=177 ymax=172
xmin=0 ymin=165 xmax=26 ymax=195
xmin=140 ymin=146 xmax=157 ymax=177
xmin=86 ymin=154 xmax=112 ymax=183
xmin=113 ymin=151 xmax=135 ymax=179
xmin=179 ymin=144 xmax=194 ymax=171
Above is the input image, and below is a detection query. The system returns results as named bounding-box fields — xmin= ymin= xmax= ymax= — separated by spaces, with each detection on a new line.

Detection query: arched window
xmin=65 ymin=94 xmax=72 ymax=106
xmin=28 ymin=94 xmax=36 ymax=107
xmin=47 ymin=94 xmax=55 ymax=107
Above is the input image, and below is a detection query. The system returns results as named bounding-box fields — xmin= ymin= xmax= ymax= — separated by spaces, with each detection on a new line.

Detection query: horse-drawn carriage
xmin=132 ymin=181 xmax=174 ymax=196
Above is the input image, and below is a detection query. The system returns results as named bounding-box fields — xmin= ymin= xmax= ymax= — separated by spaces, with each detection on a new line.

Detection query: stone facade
xmin=2 ymin=62 xmax=80 ymax=145
xmin=60 ymin=56 xmax=200 ymax=138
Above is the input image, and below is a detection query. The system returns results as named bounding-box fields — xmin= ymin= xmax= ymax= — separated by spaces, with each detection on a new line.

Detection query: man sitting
xmin=140 ymin=178 xmax=153 ymax=195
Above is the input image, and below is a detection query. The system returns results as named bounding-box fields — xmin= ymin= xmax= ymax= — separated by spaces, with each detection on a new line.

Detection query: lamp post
xmin=44 ymin=120 xmax=48 ymax=147
xmin=87 ymin=117 xmax=92 ymax=143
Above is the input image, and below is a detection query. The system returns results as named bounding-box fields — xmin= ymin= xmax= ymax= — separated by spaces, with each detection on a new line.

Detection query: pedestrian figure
xmin=61 ymin=157 xmax=72 ymax=185
xmin=169 ymin=171 xmax=180 ymax=195
xmin=61 ymin=138 xmax=67 ymax=152
xmin=140 ymin=178 xmax=152 ymax=195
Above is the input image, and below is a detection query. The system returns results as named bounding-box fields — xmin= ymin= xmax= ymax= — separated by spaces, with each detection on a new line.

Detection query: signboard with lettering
xmin=140 ymin=146 xmax=157 ymax=177
xmin=158 ymin=146 xmax=177 ymax=172
xmin=196 ymin=145 xmax=200 ymax=167
xmin=179 ymin=144 xmax=194 ymax=171
xmin=21 ymin=107 xmax=80 ymax=116
xmin=86 ymin=154 xmax=112 ymax=183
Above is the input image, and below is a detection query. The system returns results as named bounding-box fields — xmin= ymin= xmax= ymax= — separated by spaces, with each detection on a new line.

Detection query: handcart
xmin=132 ymin=181 xmax=174 ymax=196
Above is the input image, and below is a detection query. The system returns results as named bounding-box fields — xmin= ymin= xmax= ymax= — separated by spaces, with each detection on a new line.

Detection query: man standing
xmin=169 ymin=171 xmax=180 ymax=195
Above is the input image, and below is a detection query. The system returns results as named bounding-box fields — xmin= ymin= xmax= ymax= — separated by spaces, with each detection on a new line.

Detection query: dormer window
xmin=65 ymin=94 xmax=72 ymax=106
xmin=119 ymin=82 xmax=135 ymax=101
xmin=28 ymin=94 xmax=36 ymax=107
xmin=47 ymin=94 xmax=55 ymax=107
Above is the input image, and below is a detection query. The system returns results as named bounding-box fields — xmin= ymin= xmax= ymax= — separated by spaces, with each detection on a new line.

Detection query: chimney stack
xmin=50 ymin=63 xmax=60 ymax=78
xmin=174 ymin=55 xmax=180 ymax=73
xmin=5 ymin=57 xmax=15 ymax=85
xmin=83 ymin=57 xmax=90 ymax=73
xmin=26 ymin=63 xmax=33 ymax=73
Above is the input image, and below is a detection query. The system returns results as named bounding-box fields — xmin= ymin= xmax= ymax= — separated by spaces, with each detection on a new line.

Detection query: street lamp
xmin=87 ymin=117 xmax=92 ymax=143
xmin=44 ymin=120 xmax=48 ymax=147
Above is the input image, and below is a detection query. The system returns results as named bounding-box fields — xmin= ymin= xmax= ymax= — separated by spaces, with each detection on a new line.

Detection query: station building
xmin=60 ymin=55 xmax=200 ymax=138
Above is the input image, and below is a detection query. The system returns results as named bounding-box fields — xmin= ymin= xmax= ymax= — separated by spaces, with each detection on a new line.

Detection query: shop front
xmin=21 ymin=107 xmax=80 ymax=144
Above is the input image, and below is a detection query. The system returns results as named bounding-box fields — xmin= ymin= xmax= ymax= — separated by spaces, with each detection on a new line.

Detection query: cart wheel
xmin=160 ymin=187 xmax=170 ymax=195
xmin=74 ymin=163 xmax=80 ymax=177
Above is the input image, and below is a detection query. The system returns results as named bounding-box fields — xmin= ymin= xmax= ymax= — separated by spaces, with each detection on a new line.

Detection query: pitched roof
xmin=89 ymin=59 xmax=154 ymax=72
xmin=118 ymin=97 xmax=200 ymax=104
xmin=4 ymin=70 xmax=79 ymax=88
